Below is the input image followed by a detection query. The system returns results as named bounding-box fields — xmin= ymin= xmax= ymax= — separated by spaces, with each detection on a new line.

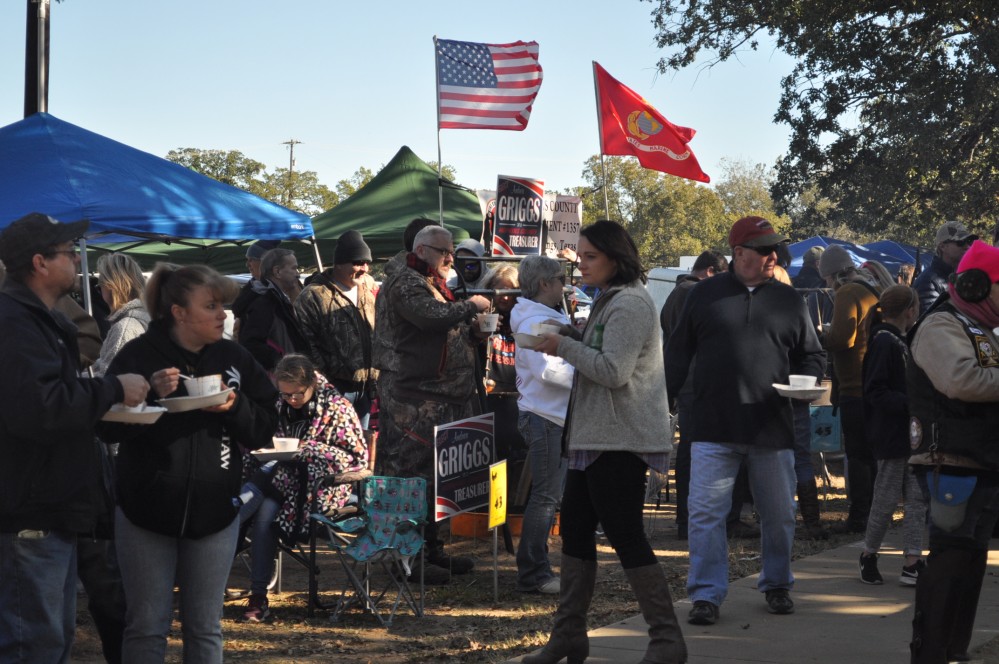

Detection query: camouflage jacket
xmin=294 ymin=271 xmax=378 ymax=387
xmin=373 ymin=251 xmax=480 ymax=404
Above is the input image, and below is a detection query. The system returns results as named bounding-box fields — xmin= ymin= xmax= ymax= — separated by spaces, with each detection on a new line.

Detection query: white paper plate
xmin=513 ymin=332 xmax=544 ymax=349
xmin=251 ymin=449 xmax=298 ymax=461
xmin=101 ymin=404 xmax=167 ymax=424
xmin=157 ymin=388 xmax=233 ymax=413
xmin=773 ymin=383 xmax=828 ymax=401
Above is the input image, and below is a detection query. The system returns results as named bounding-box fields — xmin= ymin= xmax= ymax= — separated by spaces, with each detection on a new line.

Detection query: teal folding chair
xmin=310 ymin=476 xmax=426 ymax=626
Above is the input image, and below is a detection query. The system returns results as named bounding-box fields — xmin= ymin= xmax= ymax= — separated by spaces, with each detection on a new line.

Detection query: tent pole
xmin=311 ymin=236 xmax=323 ymax=272
xmin=79 ymin=237 xmax=93 ymax=317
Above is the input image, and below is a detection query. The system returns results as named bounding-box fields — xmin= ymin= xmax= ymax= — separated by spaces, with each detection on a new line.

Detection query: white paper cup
xmin=184 ymin=374 xmax=223 ymax=397
xmin=789 ymin=374 xmax=817 ymax=389
xmin=531 ymin=323 xmax=561 ymax=336
xmin=478 ymin=313 xmax=500 ymax=332
xmin=272 ymin=437 xmax=300 ymax=452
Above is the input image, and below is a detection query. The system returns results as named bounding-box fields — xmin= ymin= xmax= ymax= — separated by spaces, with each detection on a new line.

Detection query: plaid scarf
xmin=406 ymin=252 xmax=455 ymax=301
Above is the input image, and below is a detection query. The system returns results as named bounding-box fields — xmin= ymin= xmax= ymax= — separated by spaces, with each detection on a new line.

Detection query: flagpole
xmin=591 ymin=62 xmax=610 ymax=219
xmin=434 ymin=35 xmax=445 ymax=226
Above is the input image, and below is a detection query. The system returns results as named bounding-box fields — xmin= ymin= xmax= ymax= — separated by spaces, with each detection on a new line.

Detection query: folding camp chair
xmin=305 ymin=432 xmax=377 ymax=616
xmin=310 ymin=476 xmax=426 ymax=626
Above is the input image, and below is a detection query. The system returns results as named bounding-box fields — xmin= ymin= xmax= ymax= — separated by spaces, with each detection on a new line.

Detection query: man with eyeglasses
xmin=373 ymin=225 xmax=490 ymax=584
xmin=295 ymin=230 xmax=378 ymax=427
xmin=0 ymin=213 xmax=149 ymax=663
xmin=665 ymin=216 xmax=825 ymax=625
xmin=914 ymin=220 xmax=978 ymax=315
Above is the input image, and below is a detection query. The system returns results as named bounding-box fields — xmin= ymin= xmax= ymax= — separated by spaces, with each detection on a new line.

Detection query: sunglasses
xmin=741 ymin=245 xmax=778 ymax=256
xmin=948 ymin=237 xmax=975 ymax=248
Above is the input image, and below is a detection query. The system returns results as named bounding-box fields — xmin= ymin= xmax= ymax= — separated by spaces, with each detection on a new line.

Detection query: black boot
xmin=523 ymin=555 xmax=597 ymax=664
xmin=845 ymin=456 xmax=875 ymax=531
xmin=425 ymin=539 xmax=474 ymax=575
xmin=910 ymin=548 xmax=979 ymax=664
xmin=796 ymin=480 xmax=828 ymax=540
xmin=624 ymin=564 xmax=687 ymax=663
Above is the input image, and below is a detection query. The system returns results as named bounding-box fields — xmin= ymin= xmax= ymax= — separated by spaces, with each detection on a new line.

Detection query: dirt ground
xmin=70 ymin=462 xmax=999 ymax=663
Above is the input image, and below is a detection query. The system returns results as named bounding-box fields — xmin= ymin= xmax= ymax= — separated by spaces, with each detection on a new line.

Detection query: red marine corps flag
xmin=593 ymin=61 xmax=709 ymax=183
xmin=436 ymin=38 xmax=543 ymax=131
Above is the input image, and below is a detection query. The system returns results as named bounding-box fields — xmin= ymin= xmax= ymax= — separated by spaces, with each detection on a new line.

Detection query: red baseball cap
xmin=728 ymin=216 xmax=788 ymax=248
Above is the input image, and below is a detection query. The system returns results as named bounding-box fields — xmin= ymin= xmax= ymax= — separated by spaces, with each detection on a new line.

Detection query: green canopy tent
xmin=106 ymin=145 xmax=484 ymax=275
xmin=310 ymin=145 xmax=483 ymax=262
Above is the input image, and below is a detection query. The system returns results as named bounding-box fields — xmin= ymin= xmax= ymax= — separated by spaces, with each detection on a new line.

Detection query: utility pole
xmin=24 ymin=0 xmax=50 ymax=117
xmin=283 ymin=139 xmax=301 ymax=207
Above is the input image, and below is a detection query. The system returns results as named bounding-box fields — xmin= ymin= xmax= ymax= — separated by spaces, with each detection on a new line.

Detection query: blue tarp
xmin=0 ymin=113 xmax=313 ymax=244
xmin=787 ymin=236 xmax=930 ymax=277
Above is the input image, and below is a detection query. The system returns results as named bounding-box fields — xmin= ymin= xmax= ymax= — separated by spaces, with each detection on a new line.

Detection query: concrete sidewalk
xmin=510 ymin=537 xmax=999 ymax=663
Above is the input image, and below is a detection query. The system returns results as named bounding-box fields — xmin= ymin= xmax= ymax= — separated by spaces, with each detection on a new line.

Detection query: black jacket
xmin=239 ymin=280 xmax=308 ymax=371
xmin=862 ymin=323 xmax=910 ymax=459
xmin=913 ymin=255 xmax=953 ymax=315
xmin=100 ymin=320 xmax=278 ymax=538
xmin=792 ymin=265 xmax=825 ymax=290
xmin=0 ymin=281 xmax=123 ymax=534
xmin=664 ymin=271 xmax=826 ymax=448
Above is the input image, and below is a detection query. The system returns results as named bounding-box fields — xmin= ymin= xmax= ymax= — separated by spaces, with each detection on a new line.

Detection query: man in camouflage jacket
xmin=295 ymin=230 xmax=378 ymax=425
xmin=373 ymin=225 xmax=490 ymax=578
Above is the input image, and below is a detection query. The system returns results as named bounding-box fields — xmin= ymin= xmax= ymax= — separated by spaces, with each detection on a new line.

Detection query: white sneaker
xmin=537 ymin=577 xmax=561 ymax=594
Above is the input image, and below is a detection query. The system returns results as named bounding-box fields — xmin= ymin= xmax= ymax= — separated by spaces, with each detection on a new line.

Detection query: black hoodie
xmin=100 ymin=320 xmax=278 ymax=538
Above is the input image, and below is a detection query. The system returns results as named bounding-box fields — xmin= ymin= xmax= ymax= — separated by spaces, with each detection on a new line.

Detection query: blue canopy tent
xmin=0 ymin=113 xmax=316 ymax=312
xmin=787 ymin=236 xmax=925 ymax=279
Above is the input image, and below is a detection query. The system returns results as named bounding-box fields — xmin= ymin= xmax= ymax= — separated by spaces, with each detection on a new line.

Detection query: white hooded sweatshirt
xmin=509 ymin=296 xmax=574 ymax=427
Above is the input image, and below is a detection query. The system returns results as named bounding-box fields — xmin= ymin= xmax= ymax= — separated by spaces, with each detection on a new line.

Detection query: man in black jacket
xmin=665 ymin=216 xmax=826 ymax=626
xmin=0 ymin=213 xmax=148 ymax=663
xmin=913 ymin=220 xmax=976 ymax=314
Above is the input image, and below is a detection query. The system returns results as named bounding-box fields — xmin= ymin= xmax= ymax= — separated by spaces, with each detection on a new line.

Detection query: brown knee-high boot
xmin=523 ymin=555 xmax=597 ymax=664
xmin=624 ymin=564 xmax=688 ymax=664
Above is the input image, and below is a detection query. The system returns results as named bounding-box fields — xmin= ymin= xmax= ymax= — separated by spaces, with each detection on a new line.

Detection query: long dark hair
xmin=579 ymin=220 xmax=647 ymax=286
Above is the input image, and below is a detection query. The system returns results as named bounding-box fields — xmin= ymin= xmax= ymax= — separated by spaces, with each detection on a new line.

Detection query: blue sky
xmin=0 ymin=1 xmax=796 ymax=194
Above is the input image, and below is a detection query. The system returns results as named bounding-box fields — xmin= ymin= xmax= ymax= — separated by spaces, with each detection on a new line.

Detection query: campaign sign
xmin=492 ymin=175 xmax=544 ymax=256
xmin=543 ymin=194 xmax=582 ymax=257
xmin=434 ymin=412 xmax=496 ymax=522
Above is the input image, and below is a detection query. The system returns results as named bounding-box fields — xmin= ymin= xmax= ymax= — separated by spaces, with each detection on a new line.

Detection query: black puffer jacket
xmin=239 ymin=280 xmax=308 ymax=371
xmin=0 ymin=281 xmax=123 ymax=534
xmin=862 ymin=323 xmax=910 ymax=459
xmin=100 ymin=320 xmax=277 ymax=539
xmin=913 ymin=255 xmax=953 ymax=315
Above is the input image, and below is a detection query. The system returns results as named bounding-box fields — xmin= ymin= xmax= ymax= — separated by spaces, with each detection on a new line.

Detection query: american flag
xmin=436 ymin=39 xmax=543 ymax=131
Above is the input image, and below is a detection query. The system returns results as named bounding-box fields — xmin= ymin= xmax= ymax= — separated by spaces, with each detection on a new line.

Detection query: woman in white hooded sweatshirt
xmin=510 ymin=255 xmax=574 ymax=595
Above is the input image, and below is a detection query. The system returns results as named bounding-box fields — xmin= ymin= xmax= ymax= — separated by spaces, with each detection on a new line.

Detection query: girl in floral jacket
xmin=238 ymin=354 xmax=368 ymax=622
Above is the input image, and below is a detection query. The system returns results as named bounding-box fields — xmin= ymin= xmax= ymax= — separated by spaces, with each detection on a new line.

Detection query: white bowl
xmin=184 ymin=374 xmax=222 ymax=397
xmin=272 ymin=437 xmax=300 ymax=453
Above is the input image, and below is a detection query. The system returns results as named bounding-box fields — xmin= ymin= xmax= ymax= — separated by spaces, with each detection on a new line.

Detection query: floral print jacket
xmin=242 ymin=371 xmax=368 ymax=542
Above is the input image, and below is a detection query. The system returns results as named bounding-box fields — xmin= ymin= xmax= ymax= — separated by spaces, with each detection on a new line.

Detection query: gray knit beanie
xmin=818 ymin=244 xmax=855 ymax=278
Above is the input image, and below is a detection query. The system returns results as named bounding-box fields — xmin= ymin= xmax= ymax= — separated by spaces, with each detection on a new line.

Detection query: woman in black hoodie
xmin=100 ymin=263 xmax=277 ymax=663
xmin=858 ymin=285 xmax=926 ymax=586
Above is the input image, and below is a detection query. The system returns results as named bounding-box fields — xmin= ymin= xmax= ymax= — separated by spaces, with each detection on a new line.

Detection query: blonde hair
xmin=861 ymin=261 xmax=895 ymax=291
xmin=96 ymin=253 xmax=145 ymax=311
xmin=485 ymin=264 xmax=518 ymax=289
xmin=145 ymin=263 xmax=237 ymax=325
xmin=773 ymin=265 xmax=792 ymax=285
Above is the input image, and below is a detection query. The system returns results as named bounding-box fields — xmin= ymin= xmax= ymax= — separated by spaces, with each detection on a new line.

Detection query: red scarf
xmin=948 ymin=283 xmax=999 ymax=328
xmin=406 ymin=253 xmax=455 ymax=301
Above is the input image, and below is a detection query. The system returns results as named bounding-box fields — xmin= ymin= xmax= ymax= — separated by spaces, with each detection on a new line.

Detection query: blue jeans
xmin=238 ymin=482 xmax=282 ymax=597
xmin=792 ymin=401 xmax=816 ymax=484
xmin=688 ymin=442 xmax=797 ymax=606
xmin=515 ymin=411 xmax=567 ymax=590
xmin=115 ymin=509 xmax=239 ymax=663
xmin=0 ymin=529 xmax=77 ymax=663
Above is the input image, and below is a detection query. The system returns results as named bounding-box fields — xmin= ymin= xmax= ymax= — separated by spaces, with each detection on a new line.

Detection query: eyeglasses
xmin=948 ymin=237 xmax=975 ymax=248
xmin=279 ymin=389 xmax=309 ymax=401
xmin=45 ymin=248 xmax=79 ymax=259
xmin=462 ymin=262 xmax=481 ymax=271
xmin=425 ymin=245 xmax=455 ymax=259
xmin=741 ymin=245 xmax=778 ymax=256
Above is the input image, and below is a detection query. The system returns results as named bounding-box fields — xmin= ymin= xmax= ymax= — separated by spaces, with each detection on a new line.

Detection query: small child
xmin=858 ymin=285 xmax=927 ymax=585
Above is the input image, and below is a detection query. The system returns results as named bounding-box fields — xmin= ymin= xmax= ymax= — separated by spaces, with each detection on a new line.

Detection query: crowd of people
xmin=1 ymin=209 xmax=997 ymax=664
